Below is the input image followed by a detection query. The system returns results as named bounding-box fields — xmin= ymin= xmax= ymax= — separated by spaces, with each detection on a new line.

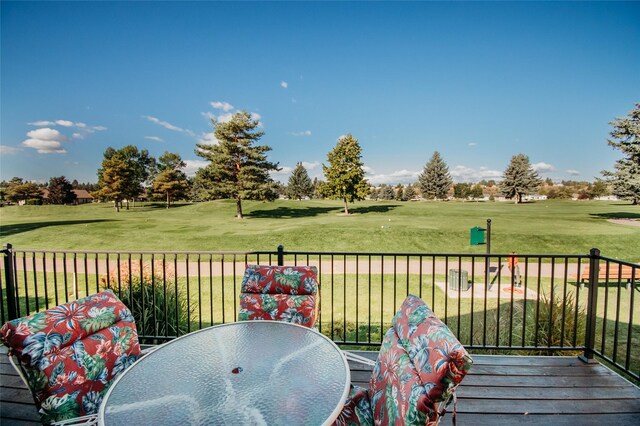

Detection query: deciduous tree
xmin=95 ymin=146 xmax=155 ymax=210
xmin=418 ymin=151 xmax=452 ymax=200
xmin=152 ymin=152 xmax=189 ymax=208
xmin=287 ymin=162 xmax=314 ymax=200
xmin=195 ymin=111 xmax=279 ymax=218
xmin=6 ymin=177 xmax=43 ymax=204
xmin=602 ymin=103 xmax=640 ymax=205
xmin=320 ymin=134 xmax=369 ymax=214
xmin=47 ymin=176 xmax=76 ymax=204
xmin=93 ymin=156 xmax=131 ymax=212
xmin=500 ymin=154 xmax=542 ymax=204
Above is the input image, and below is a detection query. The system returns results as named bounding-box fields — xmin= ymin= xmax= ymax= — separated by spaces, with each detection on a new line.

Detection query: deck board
xmin=2 ymin=347 xmax=639 ymax=425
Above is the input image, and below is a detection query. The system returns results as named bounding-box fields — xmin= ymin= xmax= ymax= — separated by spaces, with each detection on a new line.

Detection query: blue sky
xmin=1 ymin=1 xmax=639 ymax=185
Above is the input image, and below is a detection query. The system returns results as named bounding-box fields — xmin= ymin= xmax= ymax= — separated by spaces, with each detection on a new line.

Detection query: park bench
xmin=577 ymin=262 xmax=638 ymax=289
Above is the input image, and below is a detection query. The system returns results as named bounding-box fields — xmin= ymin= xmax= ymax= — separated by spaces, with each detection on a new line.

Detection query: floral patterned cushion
xmin=333 ymin=385 xmax=373 ymax=426
xmin=0 ymin=290 xmax=141 ymax=424
xmin=241 ymin=265 xmax=318 ymax=295
xmin=392 ymin=295 xmax=473 ymax=406
xmin=238 ymin=293 xmax=317 ymax=326
xmin=239 ymin=265 xmax=319 ymax=327
xmin=369 ymin=295 xmax=473 ymax=425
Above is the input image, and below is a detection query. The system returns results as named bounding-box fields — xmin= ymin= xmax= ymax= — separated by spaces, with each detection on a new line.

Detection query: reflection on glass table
xmin=99 ymin=321 xmax=350 ymax=425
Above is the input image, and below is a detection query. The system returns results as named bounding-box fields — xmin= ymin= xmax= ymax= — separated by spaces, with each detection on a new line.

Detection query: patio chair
xmin=0 ymin=289 xmax=142 ymax=425
xmin=334 ymin=294 xmax=473 ymax=426
xmin=238 ymin=265 xmax=318 ymax=328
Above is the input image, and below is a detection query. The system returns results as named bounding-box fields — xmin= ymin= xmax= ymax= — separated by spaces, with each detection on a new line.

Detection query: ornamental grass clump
xmin=517 ymin=286 xmax=586 ymax=355
xmin=100 ymin=260 xmax=190 ymax=343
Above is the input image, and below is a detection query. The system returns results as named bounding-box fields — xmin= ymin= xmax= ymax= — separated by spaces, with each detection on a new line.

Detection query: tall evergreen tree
xmin=379 ymin=185 xmax=395 ymax=200
xmin=195 ymin=111 xmax=279 ymax=218
xmin=394 ymin=184 xmax=404 ymax=201
xmin=418 ymin=151 xmax=452 ymax=200
xmin=500 ymin=154 xmax=542 ymax=204
xmin=320 ymin=134 xmax=369 ymax=214
xmin=287 ymin=162 xmax=314 ymax=200
xmin=152 ymin=152 xmax=189 ymax=208
xmin=47 ymin=176 xmax=76 ymax=204
xmin=602 ymin=103 xmax=640 ymax=205
xmin=404 ymin=184 xmax=416 ymax=201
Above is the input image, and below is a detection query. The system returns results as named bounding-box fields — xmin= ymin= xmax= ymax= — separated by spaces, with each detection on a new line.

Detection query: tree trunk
xmin=166 ymin=191 xmax=170 ymax=209
xmin=343 ymin=198 xmax=349 ymax=215
xmin=236 ymin=197 xmax=243 ymax=219
xmin=115 ymin=199 xmax=120 ymax=212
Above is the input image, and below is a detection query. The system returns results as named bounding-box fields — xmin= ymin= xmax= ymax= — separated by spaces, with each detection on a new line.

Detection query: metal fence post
xmin=277 ymin=245 xmax=284 ymax=266
xmin=580 ymin=247 xmax=600 ymax=363
xmin=2 ymin=243 xmax=18 ymax=320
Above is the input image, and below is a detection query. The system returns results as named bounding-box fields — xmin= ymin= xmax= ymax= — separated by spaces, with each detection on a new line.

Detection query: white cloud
xmin=216 ymin=113 xmax=235 ymax=123
xmin=197 ymin=132 xmax=218 ymax=145
xmin=270 ymin=166 xmax=293 ymax=180
xmin=0 ymin=145 xmax=21 ymax=154
xmin=291 ymin=130 xmax=312 ymax=137
xmin=28 ymin=120 xmax=54 ymax=126
xmin=204 ymin=102 xmax=262 ymax=127
xmin=567 ymin=169 xmax=581 ymax=176
xmin=211 ymin=101 xmax=234 ymax=112
xmin=366 ymin=169 xmax=420 ymax=185
xmin=183 ymin=160 xmax=209 ymax=177
xmin=145 ymin=136 xmax=164 ymax=142
xmin=26 ymin=128 xmax=67 ymax=141
xmin=532 ymin=162 xmax=555 ymax=173
xmin=21 ymin=128 xmax=69 ymax=154
xmin=280 ymin=81 xmax=288 ymax=89
xmin=450 ymin=165 xmax=502 ymax=182
xmin=22 ymin=139 xmax=66 ymax=154
xmin=301 ymin=161 xmax=320 ymax=170
xmin=143 ymin=115 xmax=183 ymax=132
xmin=27 ymin=119 xmax=106 ymax=141
xmin=468 ymin=142 xmax=477 ymax=147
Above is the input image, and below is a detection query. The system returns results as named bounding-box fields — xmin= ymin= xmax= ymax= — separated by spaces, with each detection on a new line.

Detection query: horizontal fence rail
xmin=1 ymin=244 xmax=638 ymax=382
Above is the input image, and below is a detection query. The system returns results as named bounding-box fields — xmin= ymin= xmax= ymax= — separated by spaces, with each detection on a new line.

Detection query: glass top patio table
xmin=99 ymin=321 xmax=351 ymax=425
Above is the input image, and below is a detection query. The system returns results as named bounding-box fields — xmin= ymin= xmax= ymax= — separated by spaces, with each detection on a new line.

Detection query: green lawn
xmin=1 ymin=199 xmax=638 ymax=260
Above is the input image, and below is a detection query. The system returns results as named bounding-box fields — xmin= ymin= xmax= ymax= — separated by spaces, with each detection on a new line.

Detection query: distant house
xmin=41 ymin=189 xmax=94 ymax=205
xmin=73 ymin=189 xmax=94 ymax=204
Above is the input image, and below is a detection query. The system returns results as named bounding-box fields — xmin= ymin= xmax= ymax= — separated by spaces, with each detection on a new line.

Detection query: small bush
xmin=516 ymin=286 xmax=586 ymax=355
xmin=101 ymin=261 xmax=190 ymax=343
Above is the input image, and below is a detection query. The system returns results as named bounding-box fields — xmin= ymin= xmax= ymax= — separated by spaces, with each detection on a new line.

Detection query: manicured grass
xmin=1 ymin=199 xmax=638 ymax=259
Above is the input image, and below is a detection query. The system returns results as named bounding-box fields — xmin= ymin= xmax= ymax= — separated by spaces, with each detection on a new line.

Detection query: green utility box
xmin=448 ymin=269 xmax=470 ymax=291
xmin=470 ymin=226 xmax=486 ymax=245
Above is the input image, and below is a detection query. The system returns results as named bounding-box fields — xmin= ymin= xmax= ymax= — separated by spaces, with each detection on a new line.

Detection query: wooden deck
xmin=2 ymin=347 xmax=639 ymax=425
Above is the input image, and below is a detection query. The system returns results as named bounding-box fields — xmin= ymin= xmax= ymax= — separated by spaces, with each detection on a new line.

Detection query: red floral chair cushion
xmin=332 ymin=385 xmax=373 ymax=426
xmin=369 ymin=295 xmax=473 ymax=424
xmin=0 ymin=289 xmax=141 ymax=424
xmin=238 ymin=265 xmax=318 ymax=327
xmin=240 ymin=265 xmax=318 ymax=295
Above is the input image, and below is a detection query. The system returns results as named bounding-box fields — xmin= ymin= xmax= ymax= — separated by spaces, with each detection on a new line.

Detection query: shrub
xmin=101 ymin=260 xmax=191 ymax=343
xmin=516 ymin=286 xmax=586 ymax=355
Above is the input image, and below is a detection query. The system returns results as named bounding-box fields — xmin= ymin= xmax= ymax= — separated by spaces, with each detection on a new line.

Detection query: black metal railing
xmin=1 ymin=244 xmax=638 ymax=382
